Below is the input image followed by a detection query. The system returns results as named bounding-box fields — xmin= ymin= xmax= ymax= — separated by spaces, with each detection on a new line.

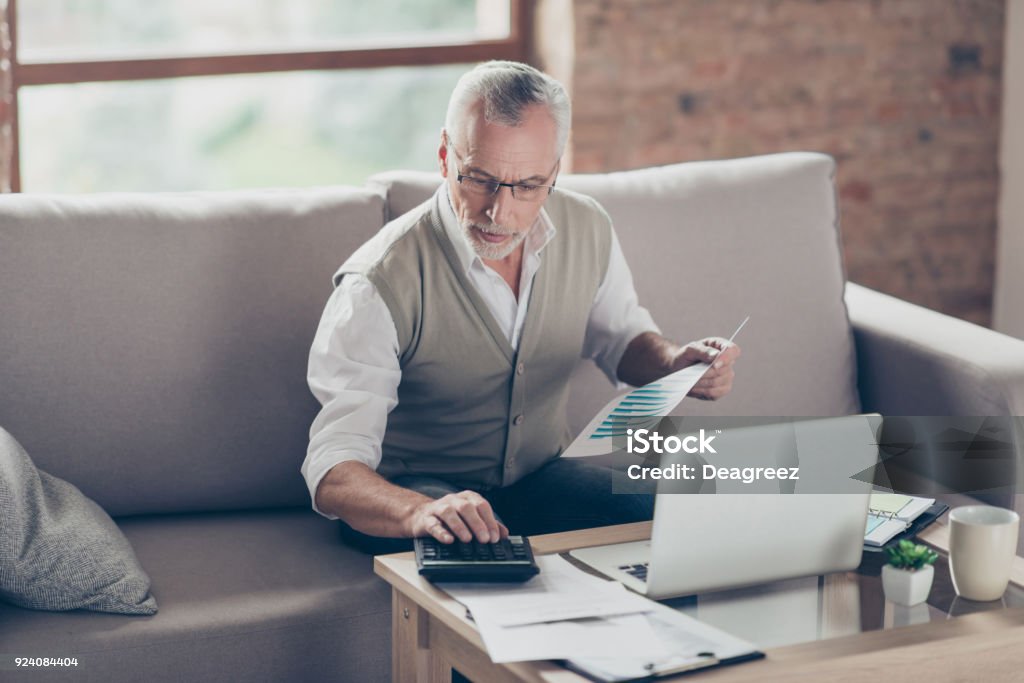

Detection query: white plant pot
xmin=882 ymin=564 xmax=934 ymax=607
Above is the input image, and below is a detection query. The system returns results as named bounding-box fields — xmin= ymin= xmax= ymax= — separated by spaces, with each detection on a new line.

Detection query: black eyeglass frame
xmin=447 ymin=143 xmax=558 ymax=201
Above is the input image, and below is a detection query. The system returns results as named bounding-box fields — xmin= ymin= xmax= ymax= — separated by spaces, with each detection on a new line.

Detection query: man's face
xmin=439 ymin=102 xmax=560 ymax=263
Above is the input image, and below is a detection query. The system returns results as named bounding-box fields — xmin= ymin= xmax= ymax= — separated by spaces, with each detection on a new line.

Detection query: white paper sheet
xmin=562 ymin=362 xmax=710 ymax=458
xmin=442 ymin=555 xmax=653 ymax=627
xmin=562 ymin=316 xmax=749 ymax=458
xmin=441 ymin=555 xmax=667 ymax=663
xmin=474 ymin=612 xmax=670 ymax=663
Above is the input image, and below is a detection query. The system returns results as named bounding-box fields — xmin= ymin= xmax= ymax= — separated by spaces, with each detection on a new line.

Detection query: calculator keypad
xmin=415 ymin=535 xmax=539 ymax=582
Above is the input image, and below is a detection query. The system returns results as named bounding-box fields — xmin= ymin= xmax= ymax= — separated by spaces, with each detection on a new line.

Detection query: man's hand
xmin=315 ymin=462 xmax=509 ymax=543
xmin=672 ymin=337 xmax=742 ymax=400
xmin=617 ymin=331 xmax=742 ymax=391
xmin=407 ymin=491 xmax=509 ymax=544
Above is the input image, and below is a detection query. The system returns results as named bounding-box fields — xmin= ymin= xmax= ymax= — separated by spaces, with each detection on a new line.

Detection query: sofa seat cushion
xmin=0 ymin=509 xmax=391 ymax=683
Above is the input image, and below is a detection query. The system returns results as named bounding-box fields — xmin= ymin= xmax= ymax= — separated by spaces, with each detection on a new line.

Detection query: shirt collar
xmin=439 ymin=184 xmax=556 ymax=276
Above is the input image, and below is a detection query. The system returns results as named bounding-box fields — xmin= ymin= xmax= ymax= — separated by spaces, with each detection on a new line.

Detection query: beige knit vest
xmin=337 ymin=188 xmax=613 ymax=488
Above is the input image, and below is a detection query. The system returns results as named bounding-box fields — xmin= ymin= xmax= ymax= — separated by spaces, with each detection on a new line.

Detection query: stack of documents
xmin=441 ymin=555 xmax=665 ymax=663
xmin=441 ymin=555 xmax=763 ymax=677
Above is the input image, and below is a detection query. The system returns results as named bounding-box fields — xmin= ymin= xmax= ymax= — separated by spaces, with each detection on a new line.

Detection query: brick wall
xmin=564 ymin=0 xmax=1004 ymax=325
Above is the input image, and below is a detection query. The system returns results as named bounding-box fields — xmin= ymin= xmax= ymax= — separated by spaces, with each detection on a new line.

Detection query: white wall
xmin=995 ymin=0 xmax=1024 ymax=338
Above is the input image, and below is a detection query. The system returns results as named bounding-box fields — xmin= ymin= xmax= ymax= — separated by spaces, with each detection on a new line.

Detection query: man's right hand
xmin=408 ymin=491 xmax=509 ymax=544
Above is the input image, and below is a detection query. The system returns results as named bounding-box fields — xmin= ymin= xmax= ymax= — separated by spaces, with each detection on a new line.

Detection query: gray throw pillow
xmin=0 ymin=427 xmax=158 ymax=614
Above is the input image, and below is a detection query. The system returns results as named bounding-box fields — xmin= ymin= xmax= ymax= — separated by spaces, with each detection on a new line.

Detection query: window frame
xmin=4 ymin=0 xmax=533 ymax=192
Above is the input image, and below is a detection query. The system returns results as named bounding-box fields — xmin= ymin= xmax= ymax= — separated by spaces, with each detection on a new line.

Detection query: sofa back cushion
xmin=0 ymin=188 xmax=385 ymax=516
xmin=368 ymin=152 xmax=861 ymax=433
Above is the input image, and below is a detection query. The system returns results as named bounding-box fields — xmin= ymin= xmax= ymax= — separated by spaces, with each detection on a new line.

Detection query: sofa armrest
xmin=845 ymin=283 xmax=1024 ymax=415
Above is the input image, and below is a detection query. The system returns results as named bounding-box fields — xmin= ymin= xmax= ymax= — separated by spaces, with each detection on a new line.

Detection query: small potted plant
xmin=882 ymin=539 xmax=939 ymax=606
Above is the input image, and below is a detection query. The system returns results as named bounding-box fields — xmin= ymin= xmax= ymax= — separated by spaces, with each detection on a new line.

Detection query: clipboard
xmin=564 ymin=651 xmax=765 ymax=682
xmin=560 ymin=605 xmax=764 ymax=682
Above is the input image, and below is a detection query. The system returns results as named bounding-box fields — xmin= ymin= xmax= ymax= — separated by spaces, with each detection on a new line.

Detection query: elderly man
xmin=302 ymin=61 xmax=740 ymax=553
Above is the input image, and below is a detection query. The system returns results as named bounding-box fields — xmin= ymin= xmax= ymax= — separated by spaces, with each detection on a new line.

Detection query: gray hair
xmin=444 ymin=60 xmax=571 ymax=156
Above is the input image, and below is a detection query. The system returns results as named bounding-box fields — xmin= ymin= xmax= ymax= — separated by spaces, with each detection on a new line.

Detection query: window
xmin=7 ymin=0 xmax=529 ymax=192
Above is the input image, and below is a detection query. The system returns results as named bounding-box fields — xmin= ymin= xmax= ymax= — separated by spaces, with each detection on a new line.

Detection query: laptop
xmin=570 ymin=415 xmax=880 ymax=599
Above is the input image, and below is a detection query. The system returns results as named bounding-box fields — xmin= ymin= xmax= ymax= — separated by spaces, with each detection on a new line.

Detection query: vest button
xmin=513 ymin=414 xmax=524 ymax=426
xmin=516 ymin=362 xmax=525 ymax=375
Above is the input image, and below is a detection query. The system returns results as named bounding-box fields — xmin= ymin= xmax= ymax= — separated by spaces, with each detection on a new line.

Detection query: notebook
xmin=863 ymin=493 xmax=937 ymax=546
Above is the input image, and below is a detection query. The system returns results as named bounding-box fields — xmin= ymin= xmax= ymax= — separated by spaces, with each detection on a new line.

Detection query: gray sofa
xmin=2 ymin=152 xmax=1023 ymax=683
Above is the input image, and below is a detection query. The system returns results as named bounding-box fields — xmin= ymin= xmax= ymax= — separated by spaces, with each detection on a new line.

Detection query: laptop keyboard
xmin=618 ymin=562 xmax=649 ymax=582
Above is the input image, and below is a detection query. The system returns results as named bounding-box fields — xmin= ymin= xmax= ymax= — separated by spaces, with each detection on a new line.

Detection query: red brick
xmin=840 ymin=180 xmax=874 ymax=203
xmin=876 ymin=101 xmax=906 ymax=122
xmin=693 ymin=59 xmax=731 ymax=80
xmin=566 ymin=0 xmax=1004 ymax=325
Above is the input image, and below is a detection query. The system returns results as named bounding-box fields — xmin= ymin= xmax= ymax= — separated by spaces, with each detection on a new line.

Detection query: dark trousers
xmin=338 ymin=458 xmax=655 ymax=554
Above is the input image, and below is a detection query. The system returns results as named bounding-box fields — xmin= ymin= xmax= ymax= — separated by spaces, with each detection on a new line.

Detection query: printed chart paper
xmin=562 ymin=316 xmax=749 ymax=459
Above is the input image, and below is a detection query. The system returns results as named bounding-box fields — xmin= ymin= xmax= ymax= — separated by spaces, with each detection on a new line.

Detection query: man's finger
xmin=699 ymin=374 xmax=734 ymax=399
xmin=457 ymin=492 xmax=501 ymax=542
xmin=497 ymin=521 xmax=510 ymax=539
xmin=475 ymin=498 xmax=502 ymax=542
xmin=452 ymin=497 xmax=493 ymax=543
xmin=700 ymin=366 xmax=731 ymax=384
xmin=704 ymin=368 xmax=734 ymax=387
xmin=681 ymin=342 xmax=719 ymax=365
xmin=707 ymin=384 xmax=732 ymax=400
xmin=426 ymin=516 xmax=454 ymax=544
xmin=690 ymin=376 xmax=733 ymax=399
xmin=709 ymin=341 xmax=741 ymax=367
xmin=700 ymin=376 xmax=733 ymax=393
xmin=436 ymin=506 xmax=473 ymax=543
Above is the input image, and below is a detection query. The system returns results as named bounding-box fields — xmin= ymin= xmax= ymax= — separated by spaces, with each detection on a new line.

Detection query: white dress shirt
xmin=302 ymin=186 xmax=659 ymax=518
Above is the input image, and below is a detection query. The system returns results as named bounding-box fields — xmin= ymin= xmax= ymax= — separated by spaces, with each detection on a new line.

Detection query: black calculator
xmin=414 ymin=535 xmax=540 ymax=582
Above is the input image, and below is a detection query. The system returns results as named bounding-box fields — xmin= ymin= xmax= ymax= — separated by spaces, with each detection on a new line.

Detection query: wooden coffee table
xmin=374 ymin=520 xmax=1024 ymax=683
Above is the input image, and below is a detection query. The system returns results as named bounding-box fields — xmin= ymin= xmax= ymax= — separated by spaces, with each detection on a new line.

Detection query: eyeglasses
xmin=448 ymin=144 xmax=557 ymax=203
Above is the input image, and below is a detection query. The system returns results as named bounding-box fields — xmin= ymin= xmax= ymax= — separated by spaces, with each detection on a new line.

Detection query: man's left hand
xmin=672 ymin=338 xmax=741 ymax=400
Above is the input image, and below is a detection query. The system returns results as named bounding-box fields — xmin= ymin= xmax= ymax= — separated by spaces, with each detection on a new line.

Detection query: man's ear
xmin=438 ymin=130 xmax=450 ymax=178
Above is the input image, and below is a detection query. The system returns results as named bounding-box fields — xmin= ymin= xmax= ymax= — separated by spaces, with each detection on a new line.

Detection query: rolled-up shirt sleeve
xmin=302 ymin=274 xmax=401 ymax=519
xmin=581 ymin=227 xmax=661 ymax=387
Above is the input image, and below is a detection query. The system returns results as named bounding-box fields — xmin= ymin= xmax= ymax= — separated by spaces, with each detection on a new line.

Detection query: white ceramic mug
xmin=948 ymin=505 xmax=1020 ymax=601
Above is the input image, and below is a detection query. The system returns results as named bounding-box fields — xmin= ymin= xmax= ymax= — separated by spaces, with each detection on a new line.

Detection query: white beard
xmin=463 ymin=221 xmax=526 ymax=261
